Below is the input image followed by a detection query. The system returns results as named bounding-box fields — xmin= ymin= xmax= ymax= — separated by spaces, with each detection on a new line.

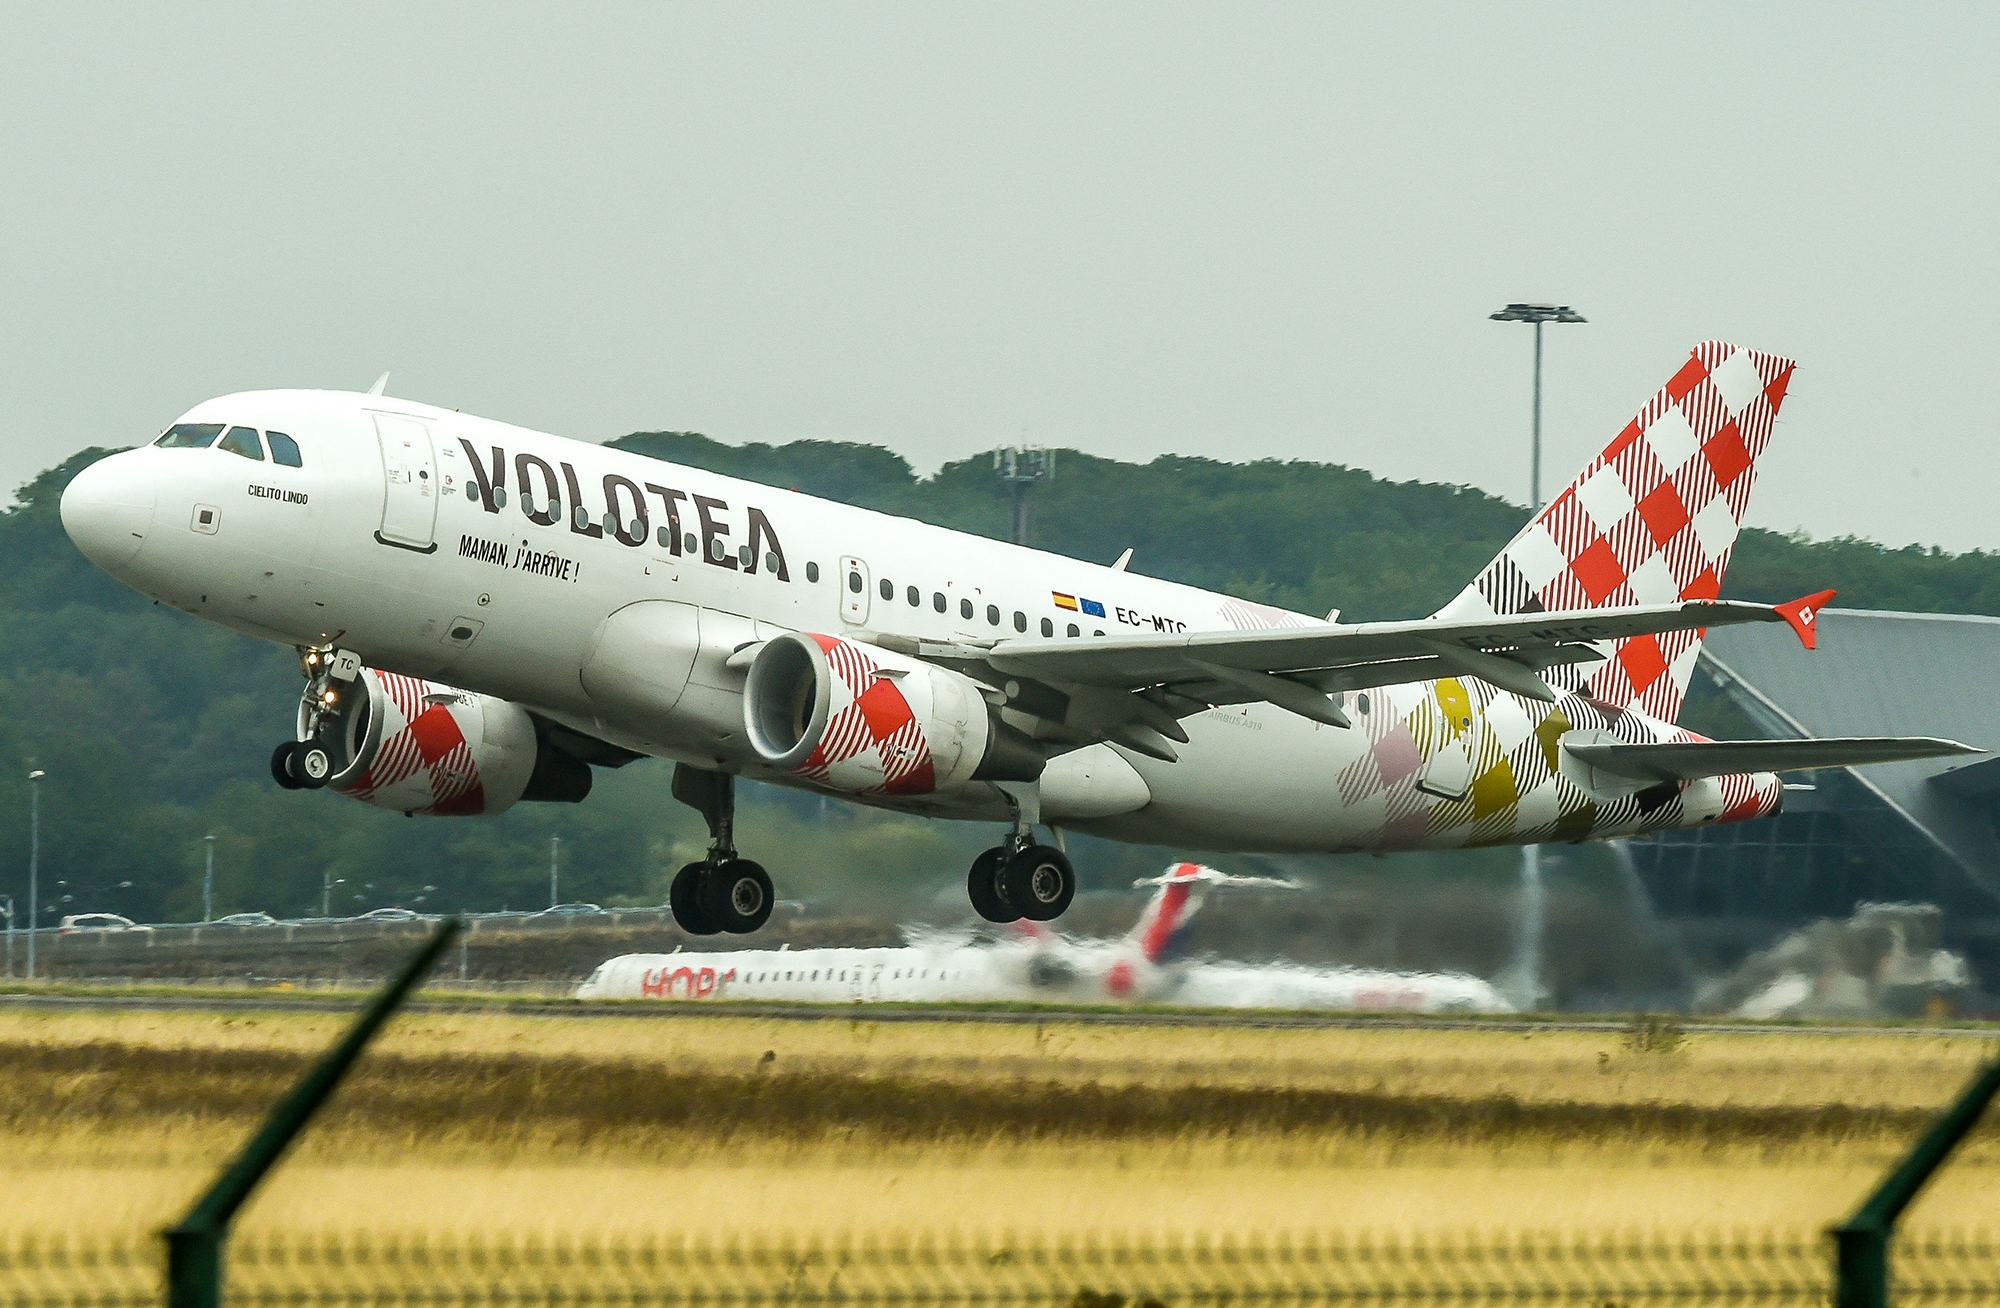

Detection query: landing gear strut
xmin=967 ymin=782 xmax=1075 ymax=924
xmin=272 ymin=645 xmax=352 ymax=793
xmin=669 ymin=764 xmax=774 ymax=936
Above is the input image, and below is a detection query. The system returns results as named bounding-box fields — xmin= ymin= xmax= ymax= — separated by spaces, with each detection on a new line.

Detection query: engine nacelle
xmin=743 ymin=633 xmax=1043 ymax=795
xmin=298 ymin=667 xmax=590 ymax=816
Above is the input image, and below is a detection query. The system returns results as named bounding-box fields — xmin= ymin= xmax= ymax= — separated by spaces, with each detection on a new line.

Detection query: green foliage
xmin=1723 ymin=528 xmax=2000 ymax=614
xmin=7 ymin=432 xmax=2000 ymax=927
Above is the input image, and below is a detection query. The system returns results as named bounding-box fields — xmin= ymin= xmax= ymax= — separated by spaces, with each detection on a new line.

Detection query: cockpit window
xmin=155 ymin=423 xmax=224 ymax=449
xmin=218 ymin=426 xmax=265 ymax=461
xmin=266 ymin=431 xmax=302 ymax=467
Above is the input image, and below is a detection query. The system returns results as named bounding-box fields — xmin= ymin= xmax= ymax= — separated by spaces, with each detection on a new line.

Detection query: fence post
xmin=162 ymin=918 xmax=462 ymax=1308
xmin=1831 ymin=1046 xmax=2000 ymax=1308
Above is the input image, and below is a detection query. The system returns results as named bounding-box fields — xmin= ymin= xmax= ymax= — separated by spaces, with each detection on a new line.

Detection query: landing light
xmin=322 ymin=691 xmax=337 ymax=705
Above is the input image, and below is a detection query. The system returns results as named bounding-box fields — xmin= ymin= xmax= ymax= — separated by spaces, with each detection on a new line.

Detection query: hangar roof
xmin=1703 ymin=609 xmax=2000 ymax=906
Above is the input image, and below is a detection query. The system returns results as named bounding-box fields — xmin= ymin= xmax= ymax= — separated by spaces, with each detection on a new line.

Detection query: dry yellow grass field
xmin=5 ymin=1004 xmax=1997 ymax=1243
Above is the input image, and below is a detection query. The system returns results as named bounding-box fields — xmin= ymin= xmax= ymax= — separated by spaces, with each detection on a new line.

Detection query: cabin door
xmin=373 ymin=414 xmax=438 ymax=552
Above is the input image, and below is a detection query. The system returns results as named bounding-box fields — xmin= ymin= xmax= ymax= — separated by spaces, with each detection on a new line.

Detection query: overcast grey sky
xmin=3 ymin=3 xmax=1995 ymax=550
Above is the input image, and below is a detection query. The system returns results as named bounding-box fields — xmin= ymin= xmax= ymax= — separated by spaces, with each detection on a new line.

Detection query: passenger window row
xmin=154 ymin=423 xmax=303 ymax=468
xmin=861 ymin=572 xmax=1102 ymax=638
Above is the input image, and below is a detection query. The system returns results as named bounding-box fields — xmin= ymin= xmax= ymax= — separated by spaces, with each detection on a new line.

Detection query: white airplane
xmin=60 ymin=343 xmax=1976 ymax=935
xmin=576 ymin=861 xmax=1511 ymax=1012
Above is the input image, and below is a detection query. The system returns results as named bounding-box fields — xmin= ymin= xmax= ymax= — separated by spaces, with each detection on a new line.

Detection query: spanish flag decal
xmin=1052 ymin=592 xmax=1079 ymax=611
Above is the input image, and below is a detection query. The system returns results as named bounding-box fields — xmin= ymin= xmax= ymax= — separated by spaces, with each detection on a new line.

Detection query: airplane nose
xmin=61 ymin=452 xmax=155 ymax=571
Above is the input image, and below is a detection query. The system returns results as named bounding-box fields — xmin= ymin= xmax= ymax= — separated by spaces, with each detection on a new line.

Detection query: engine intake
xmin=744 ymin=632 xmax=1042 ymax=794
xmin=298 ymin=667 xmax=590 ymax=816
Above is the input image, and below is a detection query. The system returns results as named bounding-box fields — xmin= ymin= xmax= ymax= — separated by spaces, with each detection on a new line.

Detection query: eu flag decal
xmin=1080 ymin=598 xmax=1107 ymax=618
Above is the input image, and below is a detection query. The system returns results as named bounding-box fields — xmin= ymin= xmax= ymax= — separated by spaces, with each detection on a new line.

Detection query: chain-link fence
xmin=5 ymin=1228 xmax=1998 ymax=1307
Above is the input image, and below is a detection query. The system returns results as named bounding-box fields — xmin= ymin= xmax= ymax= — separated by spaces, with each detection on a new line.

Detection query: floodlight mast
xmin=26 ymin=769 xmax=42 ymax=980
xmin=1489 ymin=304 xmax=1587 ymax=511
xmin=1488 ymin=306 xmax=1584 ymax=1013
xmin=994 ymin=447 xmax=1055 ymax=546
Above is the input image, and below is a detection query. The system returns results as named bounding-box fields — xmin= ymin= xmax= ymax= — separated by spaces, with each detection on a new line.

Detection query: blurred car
xmin=214 ymin=912 xmax=278 ymax=927
xmin=535 ymin=902 xmax=606 ymax=916
xmin=58 ymin=913 xmax=151 ymax=933
xmin=355 ymin=907 xmax=421 ymax=921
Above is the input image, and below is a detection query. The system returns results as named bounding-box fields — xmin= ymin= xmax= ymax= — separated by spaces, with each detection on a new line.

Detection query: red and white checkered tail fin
xmin=1434 ymin=342 xmax=1797 ymax=722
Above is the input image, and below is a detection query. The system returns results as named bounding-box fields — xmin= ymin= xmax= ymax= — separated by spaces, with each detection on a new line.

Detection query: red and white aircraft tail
xmin=1437 ymin=341 xmax=1800 ymax=724
xmin=1123 ymin=862 xmax=1300 ymax=963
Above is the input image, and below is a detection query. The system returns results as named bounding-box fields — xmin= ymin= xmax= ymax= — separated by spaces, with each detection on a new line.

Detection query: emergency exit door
xmin=840 ymin=556 xmax=871 ymax=624
xmin=374 ymin=413 xmax=438 ymax=552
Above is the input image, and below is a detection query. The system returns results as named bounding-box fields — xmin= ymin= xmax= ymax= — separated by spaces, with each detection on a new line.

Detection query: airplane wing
xmin=1565 ymin=736 xmax=1982 ymax=783
xmin=945 ymin=591 xmax=1828 ymax=717
xmin=870 ymin=591 xmax=1836 ymax=759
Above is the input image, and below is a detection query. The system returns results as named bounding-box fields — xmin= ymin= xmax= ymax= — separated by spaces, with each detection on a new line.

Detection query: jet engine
xmin=743 ymin=632 xmax=1043 ymax=795
xmin=279 ymin=665 xmax=591 ymax=816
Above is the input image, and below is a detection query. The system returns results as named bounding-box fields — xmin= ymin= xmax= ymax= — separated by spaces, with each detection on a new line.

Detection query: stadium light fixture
xmin=1489 ymin=304 xmax=1587 ymax=510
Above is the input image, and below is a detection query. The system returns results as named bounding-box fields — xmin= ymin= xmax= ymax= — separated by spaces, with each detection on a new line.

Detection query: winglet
xmin=367 ymin=371 xmax=390 ymax=397
xmin=1775 ymin=589 xmax=1837 ymax=649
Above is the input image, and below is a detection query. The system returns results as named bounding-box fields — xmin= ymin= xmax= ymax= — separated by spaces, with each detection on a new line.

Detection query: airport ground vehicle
xmin=57 ymin=913 xmax=148 ymax=933
xmin=61 ymin=343 xmax=1974 ymax=933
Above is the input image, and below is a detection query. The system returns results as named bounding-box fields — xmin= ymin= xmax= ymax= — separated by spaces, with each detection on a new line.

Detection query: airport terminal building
xmin=1630 ymin=610 xmax=2000 ymax=985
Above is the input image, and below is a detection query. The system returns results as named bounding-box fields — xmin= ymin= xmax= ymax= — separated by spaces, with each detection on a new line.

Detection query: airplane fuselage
xmin=61 ymin=387 xmax=1778 ymax=856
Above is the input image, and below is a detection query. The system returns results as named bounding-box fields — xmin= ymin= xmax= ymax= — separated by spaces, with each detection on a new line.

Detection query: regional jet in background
xmin=576 ymin=862 xmax=1511 ymax=1013
xmin=61 ymin=343 xmax=1977 ymax=935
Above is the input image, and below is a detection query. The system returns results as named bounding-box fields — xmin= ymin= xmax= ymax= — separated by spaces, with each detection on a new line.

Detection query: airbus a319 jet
xmin=61 ymin=343 xmax=1975 ymax=935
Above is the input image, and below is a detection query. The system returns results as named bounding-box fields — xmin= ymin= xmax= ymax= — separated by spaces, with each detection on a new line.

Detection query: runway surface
xmin=0 ymin=987 xmax=1987 ymax=1037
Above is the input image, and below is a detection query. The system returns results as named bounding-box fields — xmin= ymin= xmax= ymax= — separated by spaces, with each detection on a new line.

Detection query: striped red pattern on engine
xmin=345 ymin=670 xmax=487 ymax=815
xmin=796 ymin=634 xmax=937 ymax=796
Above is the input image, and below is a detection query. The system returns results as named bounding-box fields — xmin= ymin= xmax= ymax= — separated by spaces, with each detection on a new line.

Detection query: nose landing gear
xmin=270 ymin=740 xmax=333 ymax=790
xmin=272 ymin=645 xmax=356 ymax=793
xmin=967 ymin=782 xmax=1075 ymax=923
xmin=668 ymin=764 xmax=775 ymax=936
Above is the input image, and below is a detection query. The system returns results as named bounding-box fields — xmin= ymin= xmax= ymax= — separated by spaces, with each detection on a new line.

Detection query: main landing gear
xmin=967 ymin=782 xmax=1076 ymax=924
xmin=668 ymin=764 xmax=774 ymax=937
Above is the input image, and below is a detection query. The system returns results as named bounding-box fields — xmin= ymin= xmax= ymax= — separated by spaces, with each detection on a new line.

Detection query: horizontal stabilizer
xmin=1565 ymin=736 xmax=1982 ymax=783
xmin=1131 ymin=868 xmax=1302 ymax=890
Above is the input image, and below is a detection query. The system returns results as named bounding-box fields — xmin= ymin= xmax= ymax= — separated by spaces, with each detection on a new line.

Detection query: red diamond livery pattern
xmin=797 ymin=634 xmax=938 ymax=796
xmin=341 ymin=669 xmax=489 ymax=816
xmin=1446 ymin=341 xmax=1796 ymax=724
